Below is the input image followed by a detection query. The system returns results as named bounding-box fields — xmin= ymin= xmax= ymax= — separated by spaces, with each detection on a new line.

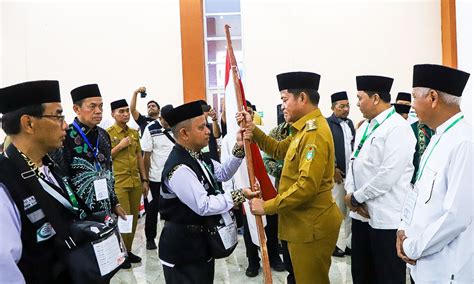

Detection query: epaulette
xmin=305 ymin=119 xmax=317 ymax=131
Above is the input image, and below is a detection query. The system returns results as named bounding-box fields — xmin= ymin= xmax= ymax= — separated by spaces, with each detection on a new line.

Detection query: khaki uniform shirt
xmin=107 ymin=124 xmax=142 ymax=189
xmin=253 ymin=108 xmax=342 ymax=243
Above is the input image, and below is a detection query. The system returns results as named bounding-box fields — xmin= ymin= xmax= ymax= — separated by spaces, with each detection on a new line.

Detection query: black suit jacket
xmin=326 ymin=113 xmax=355 ymax=175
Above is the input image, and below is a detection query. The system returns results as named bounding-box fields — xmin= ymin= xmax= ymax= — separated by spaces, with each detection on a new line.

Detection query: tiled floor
xmin=111 ymin=217 xmax=353 ymax=284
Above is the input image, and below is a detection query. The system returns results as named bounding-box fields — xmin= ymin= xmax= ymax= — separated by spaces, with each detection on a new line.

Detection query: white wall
xmin=457 ymin=0 xmax=473 ymax=125
xmin=1 ymin=0 xmax=183 ymax=138
xmin=1 ymin=0 xmax=455 ymax=143
xmin=240 ymin=0 xmax=442 ymax=130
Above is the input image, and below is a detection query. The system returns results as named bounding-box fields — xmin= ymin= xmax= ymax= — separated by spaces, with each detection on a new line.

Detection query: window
xmin=203 ymin=0 xmax=243 ymax=120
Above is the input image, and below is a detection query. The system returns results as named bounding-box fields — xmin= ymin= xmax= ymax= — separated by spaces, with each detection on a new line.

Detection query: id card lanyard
xmin=353 ymin=107 xmax=395 ymax=158
xmin=73 ymin=121 xmax=102 ymax=171
xmin=41 ymin=166 xmax=79 ymax=210
xmin=415 ymin=115 xmax=464 ymax=182
xmin=351 ymin=107 xmax=395 ymax=191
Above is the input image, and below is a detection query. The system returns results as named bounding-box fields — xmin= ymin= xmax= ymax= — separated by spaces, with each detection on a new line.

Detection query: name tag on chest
xmin=94 ymin=178 xmax=109 ymax=201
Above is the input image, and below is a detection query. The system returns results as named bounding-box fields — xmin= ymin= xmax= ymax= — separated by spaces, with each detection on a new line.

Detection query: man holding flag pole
xmin=221 ymin=100 xmax=285 ymax=278
xmin=236 ymin=71 xmax=343 ymax=284
xmin=224 ymin=25 xmax=277 ymax=283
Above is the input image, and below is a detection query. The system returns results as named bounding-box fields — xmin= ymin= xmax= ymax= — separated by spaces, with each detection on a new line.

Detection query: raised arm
xmin=130 ymin=86 xmax=146 ymax=122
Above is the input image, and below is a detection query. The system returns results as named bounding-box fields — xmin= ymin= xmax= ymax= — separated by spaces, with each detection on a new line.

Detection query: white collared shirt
xmin=340 ymin=119 xmax=354 ymax=172
xmin=141 ymin=122 xmax=175 ymax=182
xmin=345 ymin=107 xmax=416 ymax=229
xmin=399 ymin=112 xmax=474 ymax=283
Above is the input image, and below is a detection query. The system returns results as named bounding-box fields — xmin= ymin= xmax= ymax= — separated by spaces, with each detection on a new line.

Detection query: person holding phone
xmin=130 ymin=86 xmax=160 ymax=136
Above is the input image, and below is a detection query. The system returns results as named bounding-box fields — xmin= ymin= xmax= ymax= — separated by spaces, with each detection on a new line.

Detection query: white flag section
xmin=220 ymin=54 xmax=266 ymax=247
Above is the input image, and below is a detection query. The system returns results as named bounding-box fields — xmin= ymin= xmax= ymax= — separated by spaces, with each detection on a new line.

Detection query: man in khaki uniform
xmin=241 ymin=72 xmax=343 ymax=284
xmin=107 ymin=99 xmax=148 ymax=268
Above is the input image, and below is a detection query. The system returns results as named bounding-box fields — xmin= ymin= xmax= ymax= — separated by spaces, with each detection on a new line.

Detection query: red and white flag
xmin=222 ymin=49 xmax=277 ymax=246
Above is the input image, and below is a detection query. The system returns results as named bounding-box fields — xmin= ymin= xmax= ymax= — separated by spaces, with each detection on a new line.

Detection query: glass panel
xmin=207 ymin=39 xmax=242 ymax=64
xmin=208 ymin=90 xmax=225 ymax=120
xmin=207 ymin=62 xmax=225 ymax=88
xmin=206 ymin=15 xmax=241 ymax=37
xmin=205 ymin=0 xmax=240 ymax=14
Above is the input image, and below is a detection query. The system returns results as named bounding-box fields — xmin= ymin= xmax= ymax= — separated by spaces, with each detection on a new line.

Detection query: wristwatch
xmin=351 ymin=194 xmax=361 ymax=207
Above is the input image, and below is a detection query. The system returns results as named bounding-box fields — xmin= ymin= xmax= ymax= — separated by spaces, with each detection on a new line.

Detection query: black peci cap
xmin=71 ymin=84 xmax=101 ymax=103
xmin=277 ymin=72 xmax=321 ymax=91
xmin=412 ymin=64 xmax=470 ymax=97
xmin=0 ymin=80 xmax=61 ymax=114
xmin=162 ymin=101 xmax=204 ymax=127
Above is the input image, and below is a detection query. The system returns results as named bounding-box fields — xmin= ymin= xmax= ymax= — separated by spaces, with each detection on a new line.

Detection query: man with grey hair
xmin=397 ymin=64 xmax=472 ymax=283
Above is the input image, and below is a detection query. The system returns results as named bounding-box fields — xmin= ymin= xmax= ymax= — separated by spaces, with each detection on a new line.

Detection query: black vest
xmin=158 ymin=144 xmax=221 ymax=264
xmin=0 ymin=145 xmax=77 ymax=283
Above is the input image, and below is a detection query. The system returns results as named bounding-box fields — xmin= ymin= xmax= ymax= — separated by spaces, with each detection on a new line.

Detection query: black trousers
xmin=162 ymin=259 xmax=214 ymax=284
xmin=281 ymin=240 xmax=296 ymax=284
xmin=242 ymin=213 xmax=281 ymax=266
xmin=145 ymin=181 xmax=161 ymax=240
xmin=351 ymin=219 xmax=406 ymax=284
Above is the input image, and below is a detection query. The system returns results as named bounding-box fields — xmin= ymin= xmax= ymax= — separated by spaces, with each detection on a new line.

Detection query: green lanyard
xmin=354 ymin=108 xmax=395 ymax=157
xmin=62 ymin=178 xmax=80 ymax=210
xmin=416 ymin=115 xmax=464 ymax=182
xmin=201 ymin=161 xmax=223 ymax=194
xmin=18 ymin=150 xmax=79 ymax=210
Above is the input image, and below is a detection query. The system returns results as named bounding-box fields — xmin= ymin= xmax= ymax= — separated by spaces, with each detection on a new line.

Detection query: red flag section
xmin=224 ymin=51 xmax=277 ymax=201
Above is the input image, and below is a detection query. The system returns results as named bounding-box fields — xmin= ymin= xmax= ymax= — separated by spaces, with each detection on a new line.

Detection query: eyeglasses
xmin=39 ymin=115 xmax=66 ymax=124
xmin=337 ymin=104 xmax=350 ymax=109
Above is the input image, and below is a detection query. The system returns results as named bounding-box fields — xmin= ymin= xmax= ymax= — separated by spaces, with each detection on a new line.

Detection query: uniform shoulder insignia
xmin=304 ymin=144 xmax=317 ymax=161
xmin=306 ymin=119 xmax=317 ymax=131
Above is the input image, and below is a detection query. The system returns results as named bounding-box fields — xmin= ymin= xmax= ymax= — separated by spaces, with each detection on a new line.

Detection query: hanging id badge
xmin=94 ymin=172 xmax=109 ymax=201
xmin=402 ymin=185 xmax=418 ymax=225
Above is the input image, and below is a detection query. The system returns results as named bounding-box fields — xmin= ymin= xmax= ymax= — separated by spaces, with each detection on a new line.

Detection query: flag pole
xmin=225 ymin=24 xmax=272 ymax=284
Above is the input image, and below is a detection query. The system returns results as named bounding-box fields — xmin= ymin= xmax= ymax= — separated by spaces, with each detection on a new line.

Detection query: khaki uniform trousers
xmin=287 ymin=226 xmax=340 ymax=284
xmin=116 ymin=185 xmax=142 ymax=251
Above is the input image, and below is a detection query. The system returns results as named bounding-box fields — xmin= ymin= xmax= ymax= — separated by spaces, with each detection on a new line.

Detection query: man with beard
xmin=130 ymin=86 xmax=160 ymax=136
xmin=141 ymin=104 xmax=175 ymax=250
xmin=326 ymin=91 xmax=355 ymax=257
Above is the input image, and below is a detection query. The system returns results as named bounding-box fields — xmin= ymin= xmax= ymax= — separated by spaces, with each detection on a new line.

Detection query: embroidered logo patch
xmin=36 ymin=222 xmax=56 ymax=242
xmin=305 ymin=144 xmax=317 ymax=161
xmin=23 ymin=196 xmax=37 ymax=210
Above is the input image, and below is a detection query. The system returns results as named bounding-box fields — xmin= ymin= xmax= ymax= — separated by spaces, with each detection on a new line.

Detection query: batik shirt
xmin=410 ymin=121 xmax=434 ymax=184
xmin=263 ymin=122 xmax=290 ymax=189
xmin=52 ymin=118 xmax=118 ymax=216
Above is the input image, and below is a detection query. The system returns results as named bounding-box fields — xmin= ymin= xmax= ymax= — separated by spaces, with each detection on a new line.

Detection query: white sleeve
xmin=403 ymin=141 xmax=474 ymax=259
xmin=353 ymin=125 xmax=416 ymax=203
xmin=141 ymin=126 xmax=153 ymax=152
xmin=0 ymin=184 xmax=25 ymax=284
xmin=345 ymin=159 xmax=355 ymax=194
xmin=212 ymin=156 xmax=243 ymax=182
xmin=166 ymin=165 xmax=234 ymax=216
